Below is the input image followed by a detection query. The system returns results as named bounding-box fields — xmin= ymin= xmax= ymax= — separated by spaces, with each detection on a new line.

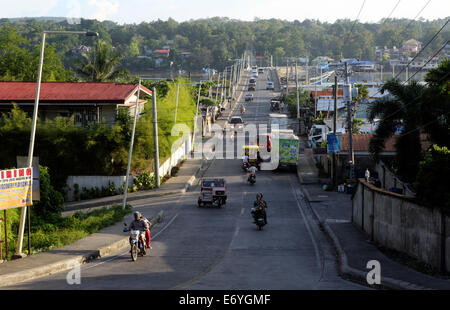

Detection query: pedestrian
xmin=365 ymin=168 xmax=370 ymax=182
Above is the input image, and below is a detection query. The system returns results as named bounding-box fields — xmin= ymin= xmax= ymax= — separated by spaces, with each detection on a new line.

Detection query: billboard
xmin=0 ymin=168 xmax=33 ymax=211
xmin=17 ymin=156 xmax=40 ymax=201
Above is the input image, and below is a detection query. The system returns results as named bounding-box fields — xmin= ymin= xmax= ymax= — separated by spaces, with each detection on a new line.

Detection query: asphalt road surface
xmin=4 ymin=69 xmax=369 ymax=290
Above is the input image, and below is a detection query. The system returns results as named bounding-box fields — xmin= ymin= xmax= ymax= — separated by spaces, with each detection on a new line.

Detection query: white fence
xmin=66 ymin=136 xmax=192 ymax=202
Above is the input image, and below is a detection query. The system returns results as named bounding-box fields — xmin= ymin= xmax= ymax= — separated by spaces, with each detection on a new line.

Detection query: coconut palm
xmin=76 ymin=40 xmax=129 ymax=82
xmin=368 ymin=79 xmax=426 ymax=182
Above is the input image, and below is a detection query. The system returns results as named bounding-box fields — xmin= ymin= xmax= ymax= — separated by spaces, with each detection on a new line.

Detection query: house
xmin=402 ymin=39 xmax=422 ymax=54
xmin=70 ymin=45 xmax=91 ymax=55
xmin=153 ymin=49 xmax=170 ymax=58
xmin=0 ymin=82 xmax=152 ymax=126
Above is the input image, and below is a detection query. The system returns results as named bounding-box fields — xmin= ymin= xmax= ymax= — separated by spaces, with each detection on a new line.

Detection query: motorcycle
xmin=251 ymin=209 xmax=266 ymax=230
xmin=248 ymin=173 xmax=256 ymax=185
xmin=123 ymin=224 xmax=147 ymax=261
xmin=242 ymin=161 xmax=250 ymax=171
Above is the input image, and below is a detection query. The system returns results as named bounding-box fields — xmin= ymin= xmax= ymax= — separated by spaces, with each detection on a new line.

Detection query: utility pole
xmin=286 ymin=59 xmax=289 ymax=94
xmin=345 ymin=62 xmax=355 ymax=179
xmin=152 ymin=87 xmax=160 ymax=188
xmin=174 ymin=83 xmax=180 ymax=123
xmin=215 ymin=72 xmax=220 ymax=103
xmin=295 ymin=62 xmax=300 ymax=119
xmin=123 ymin=79 xmax=142 ymax=209
xmin=333 ymin=75 xmax=338 ymax=188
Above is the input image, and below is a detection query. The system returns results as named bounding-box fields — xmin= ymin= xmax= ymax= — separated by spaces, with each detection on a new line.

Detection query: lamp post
xmin=122 ymin=77 xmax=170 ymax=210
xmin=15 ymin=30 xmax=98 ymax=258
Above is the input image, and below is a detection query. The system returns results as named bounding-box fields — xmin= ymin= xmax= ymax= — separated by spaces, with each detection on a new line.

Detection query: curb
xmin=295 ymin=166 xmax=433 ymax=290
xmin=0 ymin=211 xmax=165 ymax=288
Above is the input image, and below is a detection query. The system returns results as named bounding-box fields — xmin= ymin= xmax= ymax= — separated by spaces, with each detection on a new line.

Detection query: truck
xmin=269 ymin=113 xmax=288 ymax=130
xmin=272 ymin=129 xmax=299 ymax=170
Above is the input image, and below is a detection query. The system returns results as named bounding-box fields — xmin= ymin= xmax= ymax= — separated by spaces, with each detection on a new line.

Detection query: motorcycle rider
xmin=247 ymin=165 xmax=257 ymax=183
xmin=140 ymin=214 xmax=152 ymax=250
xmin=251 ymin=193 xmax=268 ymax=224
xmin=129 ymin=211 xmax=149 ymax=254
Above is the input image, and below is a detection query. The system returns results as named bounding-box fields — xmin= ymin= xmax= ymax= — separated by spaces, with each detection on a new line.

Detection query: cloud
xmin=88 ymin=0 xmax=119 ymax=21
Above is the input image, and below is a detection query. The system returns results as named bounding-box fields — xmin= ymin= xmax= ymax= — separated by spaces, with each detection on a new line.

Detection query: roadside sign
xmin=16 ymin=156 xmax=40 ymax=201
xmin=327 ymin=134 xmax=341 ymax=154
xmin=0 ymin=168 xmax=33 ymax=211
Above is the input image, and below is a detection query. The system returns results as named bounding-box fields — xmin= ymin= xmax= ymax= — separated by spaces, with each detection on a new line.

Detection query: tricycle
xmin=198 ymin=178 xmax=227 ymax=208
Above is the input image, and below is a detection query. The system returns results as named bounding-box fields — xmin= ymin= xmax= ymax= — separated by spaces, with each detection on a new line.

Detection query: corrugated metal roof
xmin=338 ymin=133 xmax=431 ymax=153
xmin=0 ymin=82 xmax=152 ymax=104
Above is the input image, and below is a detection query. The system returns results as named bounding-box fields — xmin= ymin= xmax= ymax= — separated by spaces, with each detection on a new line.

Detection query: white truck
xmin=272 ymin=129 xmax=299 ymax=170
xmin=269 ymin=113 xmax=288 ymax=130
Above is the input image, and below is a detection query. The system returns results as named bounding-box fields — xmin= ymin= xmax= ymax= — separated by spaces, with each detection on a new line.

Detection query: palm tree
xmin=368 ymin=79 xmax=426 ymax=182
xmin=76 ymin=40 xmax=129 ymax=82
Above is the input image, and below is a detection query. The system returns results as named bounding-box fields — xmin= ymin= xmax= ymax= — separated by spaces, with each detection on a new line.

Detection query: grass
xmin=1 ymin=204 xmax=132 ymax=260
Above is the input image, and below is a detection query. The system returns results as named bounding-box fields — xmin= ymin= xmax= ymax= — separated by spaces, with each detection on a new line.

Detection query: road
xmin=4 ymin=69 xmax=368 ymax=290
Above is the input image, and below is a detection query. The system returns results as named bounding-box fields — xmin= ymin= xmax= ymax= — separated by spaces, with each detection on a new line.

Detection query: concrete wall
xmin=66 ymin=135 xmax=192 ymax=202
xmin=352 ymin=179 xmax=449 ymax=272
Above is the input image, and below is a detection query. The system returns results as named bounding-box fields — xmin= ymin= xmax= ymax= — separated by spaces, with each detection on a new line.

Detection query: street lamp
xmin=122 ymin=77 xmax=172 ymax=210
xmin=15 ymin=30 xmax=99 ymax=258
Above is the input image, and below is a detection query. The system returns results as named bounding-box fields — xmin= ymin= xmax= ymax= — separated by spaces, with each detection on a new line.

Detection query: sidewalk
xmin=297 ymin=147 xmax=450 ymax=290
xmin=62 ymin=158 xmax=203 ymax=217
xmin=0 ymin=158 xmax=204 ymax=288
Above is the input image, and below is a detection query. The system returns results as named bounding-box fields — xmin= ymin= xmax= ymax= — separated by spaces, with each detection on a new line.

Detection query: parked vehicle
xmin=308 ymin=124 xmax=330 ymax=146
xmin=198 ymin=178 xmax=227 ymax=208
xmin=123 ymin=224 xmax=147 ymax=261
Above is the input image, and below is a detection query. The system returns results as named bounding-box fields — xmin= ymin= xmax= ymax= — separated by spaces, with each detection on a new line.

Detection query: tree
xmin=368 ymin=80 xmax=426 ymax=182
xmin=414 ymin=145 xmax=450 ymax=209
xmin=75 ymin=40 xmax=129 ymax=82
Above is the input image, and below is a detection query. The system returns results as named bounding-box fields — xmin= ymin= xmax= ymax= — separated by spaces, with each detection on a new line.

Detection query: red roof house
xmin=0 ymin=82 xmax=152 ymax=126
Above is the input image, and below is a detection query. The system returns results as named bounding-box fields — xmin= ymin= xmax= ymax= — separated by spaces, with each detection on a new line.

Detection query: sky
xmin=2 ymin=0 xmax=450 ymax=24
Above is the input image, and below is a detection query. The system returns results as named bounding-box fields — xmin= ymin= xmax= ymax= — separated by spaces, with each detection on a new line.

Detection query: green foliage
xmin=10 ymin=204 xmax=132 ymax=259
xmin=3 ymin=17 xmax=448 ymax=73
xmin=414 ymin=145 xmax=450 ymax=210
xmin=200 ymin=98 xmax=218 ymax=107
xmin=284 ymin=90 xmax=310 ymax=119
xmin=32 ymin=165 xmax=64 ymax=218
xmin=369 ymin=59 xmax=450 ymax=182
xmin=0 ymin=24 xmax=72 ymax=81
xmin=352 ymin=118 xmax=364 ymax=134
xmin=75 ymin=40 xmax=129 ymax=82
xmin=133 ymin=172 xmax=156 ymax=190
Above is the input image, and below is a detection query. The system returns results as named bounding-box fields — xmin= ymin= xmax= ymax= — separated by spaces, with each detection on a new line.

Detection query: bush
xmin=31 ymin=165 xmax=65 ymax=219
xmin=414 ymin=145 xmax=450 ymax=210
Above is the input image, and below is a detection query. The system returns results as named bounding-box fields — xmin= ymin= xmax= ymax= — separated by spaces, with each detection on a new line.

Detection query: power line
xmin=382 ymin=0 xmax=402 ymax=24
xmin=395 ymin=18 xmax=449 ymax=81
xmin=371 ymin=68 xmax=450 ymax=124
xmin=404 ymin=40 xmax=450 ymax=84
xmin=344 ymin=0 xmax=367 ymax=48
xmin=367 ymin=18 xmax=449 ymax=101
